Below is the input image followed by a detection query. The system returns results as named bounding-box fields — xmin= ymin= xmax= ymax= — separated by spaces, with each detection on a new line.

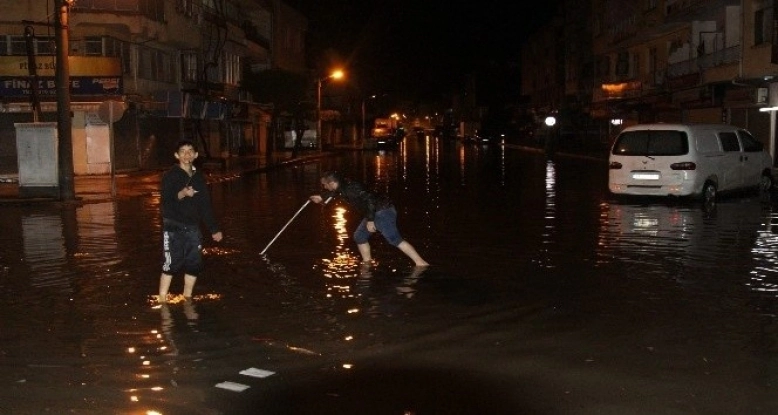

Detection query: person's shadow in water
xmin=395 ymin=265 xmax=429 ymax=298
xmin=158 ymin=300 xmax=200 ymax=357
xmin=355 ymin=264 xmax=430 ymax=315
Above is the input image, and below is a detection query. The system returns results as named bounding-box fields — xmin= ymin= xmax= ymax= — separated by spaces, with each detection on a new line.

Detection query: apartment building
xmin=0 ymin=0 xmax=306 ymax=175
xmin=522 ymin=0 xmax=778 ymax=160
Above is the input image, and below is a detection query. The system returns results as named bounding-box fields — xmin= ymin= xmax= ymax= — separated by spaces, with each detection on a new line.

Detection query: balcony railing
xmin=667 ymin=45 xmax=740 ymax=78
xmin=697 ymin=45 xmax=740 ymax=69
xmin=74 ymin=0 xmax=165 ymax=22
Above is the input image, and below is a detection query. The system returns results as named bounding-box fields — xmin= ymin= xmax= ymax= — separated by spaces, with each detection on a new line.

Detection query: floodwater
xmin=1 ymin=137 xmax=778 ymax=414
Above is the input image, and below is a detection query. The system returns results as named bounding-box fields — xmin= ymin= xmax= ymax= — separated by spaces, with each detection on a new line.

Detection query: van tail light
xmin=670 ymin=162 xmax=696 ymax=170
xmin=609 ymin=161 xmax=623 ymax=169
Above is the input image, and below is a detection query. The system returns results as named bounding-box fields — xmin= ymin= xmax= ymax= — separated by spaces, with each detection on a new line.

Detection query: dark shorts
xmin=354 ymin=206 xmax=403 ymax=246
xmin=161 ymin=221 xmax=203 ymax=277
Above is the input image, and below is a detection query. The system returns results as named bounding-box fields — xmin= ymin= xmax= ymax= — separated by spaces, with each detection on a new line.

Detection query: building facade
xmin=0 ymin=0 xmax=307 ymax=176
xmin=522 ymin=0 xmax=778 ymax=161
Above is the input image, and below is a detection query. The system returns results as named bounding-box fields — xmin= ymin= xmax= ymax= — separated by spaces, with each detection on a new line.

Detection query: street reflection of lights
xmin=347 ymin=308 xmax=359 ymax=313
xmin=342 ymin=363 xmax=354 ymax=369
xmin=130 ymin=396 xmax=139 ymax=402
xmin=287 ymin=345 xmax=319 ymax=355
xmin=143 ymin=360 xmax=150 ymax=366
xmin=538 ymin=161 xmax=557 ymax=269
xmin=153 ymin=293 xmax=221 ymax=304
xmin=202 ymin=246 xmax=239 ymax=256
xmin=329 ymin=284 xmax=351 ymax=294
xmin=147 ymin=411 xmax=163 ymax=415
xmin=459 ymin=145 xmax=466 ymax=185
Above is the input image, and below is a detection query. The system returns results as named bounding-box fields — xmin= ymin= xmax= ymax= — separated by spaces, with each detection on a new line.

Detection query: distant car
xmin=462 ymin=132 xmax=492 ymax=145
xmin=413 ymin=126 xmax=425 ymax=139
xmin=375 ymin=135 xmax=397 ymax=148
xmin=375 ymin=130 xmax=404 ymax=149
xmin=608 ymin=123 xmax=774 ymax=202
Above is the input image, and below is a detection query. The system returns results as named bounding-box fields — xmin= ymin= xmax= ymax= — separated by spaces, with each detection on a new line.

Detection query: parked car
xmin=608 ymin=123 xmax=774 ymax=202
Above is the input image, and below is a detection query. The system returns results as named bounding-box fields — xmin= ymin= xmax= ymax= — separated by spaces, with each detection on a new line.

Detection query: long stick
xmin=260 ymin=197 xmax=332 ymax=255
xmin=260 ymin=200 xmax=310 ymax=255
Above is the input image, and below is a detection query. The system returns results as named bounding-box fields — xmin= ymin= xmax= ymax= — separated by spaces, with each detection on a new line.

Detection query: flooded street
xmin=1 ymin=138 xmax=777 ymax=414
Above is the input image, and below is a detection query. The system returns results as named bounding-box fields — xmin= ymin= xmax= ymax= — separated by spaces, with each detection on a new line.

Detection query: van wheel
xmin=702 ymin=181 xmax=717 ymax=203
xmin=760 ymin=173 xmax=774 ymax=193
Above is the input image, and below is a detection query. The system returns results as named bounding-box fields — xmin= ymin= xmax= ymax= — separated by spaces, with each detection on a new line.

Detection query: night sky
xmin=285 ymin=0 xmax=559 ymax=106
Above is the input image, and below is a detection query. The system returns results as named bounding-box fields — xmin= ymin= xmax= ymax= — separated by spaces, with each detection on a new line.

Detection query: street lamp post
xmin=316 ymin=70 xmax=344 ymax=152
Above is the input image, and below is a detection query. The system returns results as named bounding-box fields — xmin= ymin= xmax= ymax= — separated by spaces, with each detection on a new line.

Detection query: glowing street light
xmin=317 ymin=69 xmax=344 ymax=151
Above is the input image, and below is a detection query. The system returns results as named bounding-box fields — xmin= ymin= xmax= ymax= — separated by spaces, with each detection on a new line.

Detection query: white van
xmin=608 ymin=123 xmax=774 ymax=200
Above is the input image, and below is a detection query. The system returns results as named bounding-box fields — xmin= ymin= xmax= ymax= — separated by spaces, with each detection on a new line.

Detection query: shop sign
xmin=0 ymin=76 xmax=122 ymax=97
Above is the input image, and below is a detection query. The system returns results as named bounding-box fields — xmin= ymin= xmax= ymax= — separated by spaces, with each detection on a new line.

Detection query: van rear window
xmin=611 ymin=130 xmax=689 ymax=156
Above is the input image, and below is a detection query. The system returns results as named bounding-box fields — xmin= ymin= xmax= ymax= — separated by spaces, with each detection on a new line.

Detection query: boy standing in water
xmin=310 ymin=171 xmax=429 ymax=267
xmin=158 ymin=140 xmax=223 ymax=303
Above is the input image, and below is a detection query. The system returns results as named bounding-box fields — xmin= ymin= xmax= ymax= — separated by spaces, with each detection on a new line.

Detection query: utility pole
xmin=24 ymin=26 xmax=42 ymax=122
xmin=56 ymin=0 xmax=75 ymax=201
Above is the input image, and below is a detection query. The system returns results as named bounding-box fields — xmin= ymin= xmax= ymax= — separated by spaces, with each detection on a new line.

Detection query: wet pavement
xmin=1 ymin=138 xmax=777 ymax=414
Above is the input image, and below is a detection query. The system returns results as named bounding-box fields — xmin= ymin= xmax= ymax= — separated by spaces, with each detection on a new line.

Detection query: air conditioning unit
xmin=756 ymin=87 xmax=769 ymax=104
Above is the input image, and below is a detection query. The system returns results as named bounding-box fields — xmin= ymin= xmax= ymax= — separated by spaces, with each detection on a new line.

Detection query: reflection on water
xmin=537 ymin=160 xmax=557 ymax=269
xmin=22 ymin=213 xmax=67 ymax=289
xmin=598 ymin=197 xmax=778 ymax=297
xmin=748 ymin=209 xmax=778 ymax=296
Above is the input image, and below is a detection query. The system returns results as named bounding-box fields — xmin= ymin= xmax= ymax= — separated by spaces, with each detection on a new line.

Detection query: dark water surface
xmin=1 ymin=138 xmax=777 ymax=414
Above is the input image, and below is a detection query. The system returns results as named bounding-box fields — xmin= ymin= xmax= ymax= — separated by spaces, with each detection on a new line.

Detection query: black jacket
xmin=321 ymin=178 xmax=393 ymax=221
xmin=160 ymin=165 xmax=220 ymax=234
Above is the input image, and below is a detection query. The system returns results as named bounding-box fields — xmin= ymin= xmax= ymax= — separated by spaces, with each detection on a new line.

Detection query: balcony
xmin=241 ymin=21 xmax=271 ymax=49
xmin=73 ymin=0 xmax=165 ymax=23
xmin=667 ymin=45 xmax=740 ymax=78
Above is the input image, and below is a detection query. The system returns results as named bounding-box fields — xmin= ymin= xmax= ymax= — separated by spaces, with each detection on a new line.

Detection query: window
xmin=181 ymin=52 xmax=199 ymax=82
xmin=85 ymin=36 xmax=104 ymax=56
xmin=612 ymin=130 xmax=689 ymax=156
xmin=137 ymin=46 xmax=174 ymax=83
xmin=738 ymin=130 xmax=764 ymax=152
xmin=10 ymin=36 xmax=26 ymax=55
xmin=222 ymin=52 xmax=241 ymax=86
xmin=754 ymin=6 xmax=774 ymax=45
xmin=719 ymin=132 xmax=740 ymax=152
xmin=34 ymin=37 xmax=54 ymax=55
